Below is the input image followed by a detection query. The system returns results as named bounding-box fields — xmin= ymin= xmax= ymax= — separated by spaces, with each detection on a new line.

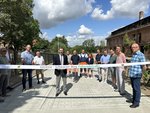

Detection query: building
xmin=106 ymin=15 xmax=150 ymax=59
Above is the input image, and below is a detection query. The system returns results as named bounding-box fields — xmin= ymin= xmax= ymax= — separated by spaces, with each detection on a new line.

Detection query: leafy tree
xmin=123 ymin=33 xmax=134 ymax=56
xmin=82 ymin=39 xmax=95 ymax=47
xmin=0 ymin=0 xmax=40 ymax=63
xmin=49 ymin=36 xmax=68 ymax=53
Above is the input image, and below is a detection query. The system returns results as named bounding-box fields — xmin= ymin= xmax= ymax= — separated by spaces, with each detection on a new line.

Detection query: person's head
xmin=73 ymin=50 xmax=77 ymax=55
xmin=36 ymin=51 xmax=41 ymax=57
xmin=103 ymin=50 xmax=107 ymax=56
xmin=26 ymin=45 xmax=31 ymax=52
xmin=66 ymin=51 xmax=70 ymax=55
xmin=110 ymin=49 xmax=115 ymax=55
xmin=88 ymin=53 xmax=93 ymax=58
xmin=116 ymin=46 xmax=121 ymax=54
xmin=59 ymin=48 xmax=64 ymax=55
xmin=97 ymin=49 xmax=100 ymax=54
xmin=131 ymin=43 xmax=140 ymax=53
xmin=81 ymin=49 xmax=85 ymax=54
xmin=0 ymin=48 xmax=7 ymax=56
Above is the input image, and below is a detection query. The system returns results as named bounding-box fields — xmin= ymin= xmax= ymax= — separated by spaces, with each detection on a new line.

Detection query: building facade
xmin=106 ymin=16 xmax=150 ymax=59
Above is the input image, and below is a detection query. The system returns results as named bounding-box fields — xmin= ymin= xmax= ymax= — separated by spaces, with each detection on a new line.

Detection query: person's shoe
xmin=7 ymin=86 xmax=14 ymax=90
xmin=42 ymin=81 xmax=46 ymax=84
xmin=55 ymin=93 xmax=59 ymax=97
xmin=22 ymin=88 xmax=26 ymax=92
xmin=126 ymin=99 xmax=133 ymax=103
xmin=29 ymin=86 xmax=34 ymax=89
xmin=0 ymin=99 xmax=4 ymax=103
xmin=37 ymin=81 xmax=40 ymax=84
xmin=130 ymin=104 xmax=139 ymax=108
xmin=64 ymin=92 xmax=67 ymax=95
xmin=120 ymin=93 xmax=126 ymax=95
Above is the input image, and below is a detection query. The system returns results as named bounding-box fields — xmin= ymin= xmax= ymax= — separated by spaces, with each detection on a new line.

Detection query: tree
xmin=49 ymin=36 xmax=68 ymax=53
xmin=82 ymin=39 xmax=95 ymax=47
xmin=100 ymin=40 xmax=105 ymax=47
xmin=123 ymin=33 xmax=135 ymax=56
xmin=0 ymin=0 xmax=40 ymax=63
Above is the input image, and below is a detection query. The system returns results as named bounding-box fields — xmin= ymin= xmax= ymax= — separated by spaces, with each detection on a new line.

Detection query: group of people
xmin=0 ymin=43 xmax=146 ymax=108
xmin=53 ymin=43 xmax=146 ymax=108
xmin=0 ymin=45 xmax=46 ymax=102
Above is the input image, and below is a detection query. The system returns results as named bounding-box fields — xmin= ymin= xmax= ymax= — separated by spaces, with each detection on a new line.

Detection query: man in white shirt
xmin=33 ymin=51 xmax=46 ymax=84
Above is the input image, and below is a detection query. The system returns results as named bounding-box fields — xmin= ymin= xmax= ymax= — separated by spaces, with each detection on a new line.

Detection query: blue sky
xmin=33 ymin=0 xmax=150 ymax=46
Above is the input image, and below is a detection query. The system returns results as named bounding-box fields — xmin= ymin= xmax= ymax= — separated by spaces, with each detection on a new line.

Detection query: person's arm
xmin=42 ymin=56 xmax=45 ymax=65
xmin=140 ymin=54 xmax=147 ymax=71
xmin=21 ymin=52 xmax=25 ymax=64
xmin=122 ymin=53 xmax=126 ymax=63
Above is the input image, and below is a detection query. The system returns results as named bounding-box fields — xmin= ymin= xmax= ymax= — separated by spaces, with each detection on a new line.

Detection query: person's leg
xmin=132 ymin=77 xmax=141 ymax=106
xmin=22 ymin=69 xmax=27 ymax=90
xmin=28 ymin=69 xmax=32 ymax=88
xmin=40 ymin=70 xmax=46 ymax=83
xmin=36 ymin=70 xmax=40 ymax=84
xmin=0 ymin=75 xmax=5 ymax=95
xmin=119 ymin=68 xmax=125 ymax=94
xmin=115 ymin=68 xmax=120 ymax=91
xmin=6 ymin=70 xmax=11 ymax=87
xmin=56 ymin=75 xmax=61 ymax=94
xmin=2 ymin=74 xmax=8 ymax=96
xmin=101 ymin=69 xmax=105 ymax=82
xmin=62 ymin=77 xmax=67 ymax=93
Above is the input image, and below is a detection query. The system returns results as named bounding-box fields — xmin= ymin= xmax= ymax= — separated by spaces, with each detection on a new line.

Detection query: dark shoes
xmin=55 ymin=93 xmax=60 ymax=97
xmin=55 ymin=92 xmax=67 ymax=97
xmin=7 ymin=86 xmax=14 ymax=91
xmin=130 ymin=104 xmax=139 ymax=108
xmin=42 ymin=81 xmax=46 ymax=84
xmin=22 ymin=88 xmax=26 ymax=92
xmin=37 ymin=81 xmax=46 ymax=84
xmin=0 ymin=99 xmax=4 ymax=103
xmin=126 ymin=99 xmax=133 ymax=103
xmin=37 ymin=81 xmax=40 ymax=84
xmin=64 ymin=92 xmax=67 ymax=95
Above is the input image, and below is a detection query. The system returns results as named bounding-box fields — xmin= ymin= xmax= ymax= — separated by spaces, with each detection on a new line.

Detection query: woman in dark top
xmin=86 ymin=53 xmax=94 ymax=78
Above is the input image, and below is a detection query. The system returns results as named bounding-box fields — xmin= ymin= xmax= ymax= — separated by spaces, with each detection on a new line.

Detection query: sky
xmin=33 ymin=0 xmax=150 ymax=47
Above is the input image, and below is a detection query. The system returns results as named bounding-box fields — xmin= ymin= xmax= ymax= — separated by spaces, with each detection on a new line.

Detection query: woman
xmin=86 ymin=53 xmax=94 ymax=78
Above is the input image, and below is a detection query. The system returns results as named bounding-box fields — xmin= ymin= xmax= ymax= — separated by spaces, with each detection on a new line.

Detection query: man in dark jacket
xmin=53 ymin=48 xmax=68 ymax=97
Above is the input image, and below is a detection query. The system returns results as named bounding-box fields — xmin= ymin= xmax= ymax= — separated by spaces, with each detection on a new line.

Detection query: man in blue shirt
xmin=128 ymin=43 xmax=146 ymax=108
xmin=100 ymin=50 xmax=110 ymax=83
xmin=21 ymin=45 xmax=34 ymax=91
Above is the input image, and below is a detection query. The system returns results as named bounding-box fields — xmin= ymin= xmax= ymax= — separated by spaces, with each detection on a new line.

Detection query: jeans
xmin=130 ymin=77 xmax=141 ymax=105
xmin=22 ymin=69 xmax=32 ymax=89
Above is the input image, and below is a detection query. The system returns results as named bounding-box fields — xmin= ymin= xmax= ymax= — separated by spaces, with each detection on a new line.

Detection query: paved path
xmin=0 ymin=69 xmax=150 ymax=113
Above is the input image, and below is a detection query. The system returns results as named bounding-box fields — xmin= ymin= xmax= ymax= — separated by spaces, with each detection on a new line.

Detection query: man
xmin=109 ymin=49 xmax=117 ymax=89
xmin=127 ymin=43 xmax=146 ymax=108
xmin=71 ymin=50 xmax=80 ymax=82
xmin=0 ymin=48 xmax=10 ymax=102
xmin=115 ymin=46 xmax=126 ymax=95
xmin=21 ymin=45 xmax=34 ymax=91
xmin=53 ymin=48 xmax=68 ymax=97
xmin=33 ymin=51 xmax=46 ymax=84
xmin=95 ymin=49 xmax=102 ymax=82
xmin=100 ymin=50 xmax=110 ymax=83
xmin=79 ymin=49 xmax=88 ymax=77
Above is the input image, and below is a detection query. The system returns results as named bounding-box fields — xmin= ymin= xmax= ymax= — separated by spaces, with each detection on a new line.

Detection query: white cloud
xmin=78 ymin=25 xmax=93 ymax=35
xmin=33 ymin=0 xmax=95 ymax=29
xmin=91 ymin=0 xmax=150 ymax=20
xmin=66 ymin=34 xmax=106 ymax=47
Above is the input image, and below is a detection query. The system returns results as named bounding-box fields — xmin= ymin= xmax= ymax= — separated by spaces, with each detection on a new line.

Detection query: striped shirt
xmin=129 ymin=50 xmax=146 ymax=78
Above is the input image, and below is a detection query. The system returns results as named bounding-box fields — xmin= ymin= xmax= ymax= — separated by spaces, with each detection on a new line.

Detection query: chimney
xmin=139 ymin=11 xmax=144 ymax=20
